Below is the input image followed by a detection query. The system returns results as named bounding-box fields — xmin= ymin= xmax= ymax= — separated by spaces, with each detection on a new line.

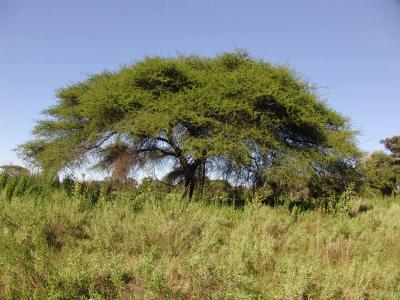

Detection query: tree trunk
xmin=199 ymin=159 xmax=206 ymax=195
xmin=188 ymin=177 xmax=196 ymax=199
xmin=183 ymin=173 xmax=196 ymax=199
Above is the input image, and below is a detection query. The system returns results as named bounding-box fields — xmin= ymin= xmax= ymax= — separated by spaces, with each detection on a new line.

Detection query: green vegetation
xmin=3 ymin=52 xmax=399 ymax=298
xmin=16 ymin=52 xmax=399 ymax=204
xmin=1 ymin=184 xmax=400 ymax=299
xmin=359 ymin=135 xmax=400 ymax=197
xmin=18 ymin=51 xmax=359 ymax=199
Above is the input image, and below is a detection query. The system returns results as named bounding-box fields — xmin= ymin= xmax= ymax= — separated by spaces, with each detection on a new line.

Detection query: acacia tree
xmin=19 ymin=51 xmax=359 ymax=198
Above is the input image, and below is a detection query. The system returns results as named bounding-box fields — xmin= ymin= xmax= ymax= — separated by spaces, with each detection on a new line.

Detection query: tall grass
xmin=1 ymin=189 xmax=400 ymax=299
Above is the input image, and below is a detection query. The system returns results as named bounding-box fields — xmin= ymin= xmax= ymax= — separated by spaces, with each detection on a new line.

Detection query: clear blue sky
xmin=1 ymin=0 xmax=400 ymax=167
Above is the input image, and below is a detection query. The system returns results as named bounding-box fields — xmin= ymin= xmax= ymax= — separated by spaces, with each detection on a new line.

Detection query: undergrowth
xmin=1 ymin=190 xmax=400 ymax=299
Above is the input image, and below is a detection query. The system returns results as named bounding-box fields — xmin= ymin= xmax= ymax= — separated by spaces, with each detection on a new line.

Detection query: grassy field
xmin=1 ymin=191 xmax=400 ymax=299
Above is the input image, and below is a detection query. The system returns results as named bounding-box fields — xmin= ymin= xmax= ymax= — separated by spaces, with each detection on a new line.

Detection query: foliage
xmin=360 ymin=151 xmax=400 ymax=196
xmin=1 ymin=190 xmax=400 ymax=299
xmin=261 ymin=150 xmax=361 ymax=202
xmin=381 ymin=135 xmax=400 ymax=161
xmin=0 ymin=164 xmax=30 ymax=176
xmin=18 ymin=51 xmax=360 ymax=198
xmin=314 ymin=183 xmax=355 ymax=215
xmin=0 ymin=169 xmax=45 ymax=200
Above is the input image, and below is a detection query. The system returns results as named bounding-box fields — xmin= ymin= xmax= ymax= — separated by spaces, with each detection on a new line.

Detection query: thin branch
xmin=83 ymin=131 xmax=117 ymax=152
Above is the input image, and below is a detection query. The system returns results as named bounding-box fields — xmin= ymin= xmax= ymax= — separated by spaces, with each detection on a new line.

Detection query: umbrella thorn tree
xmin=18 ymin=51 xmax=360 ymax=198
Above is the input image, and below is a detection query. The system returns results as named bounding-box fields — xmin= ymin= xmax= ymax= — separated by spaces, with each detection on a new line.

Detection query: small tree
xmin=19 ymin=51 xmax=359 ymax=198
xmin=381 ymin=135 xmax=400 ymax=162
xmin=360 ymin=151 xmax=400 ymax=196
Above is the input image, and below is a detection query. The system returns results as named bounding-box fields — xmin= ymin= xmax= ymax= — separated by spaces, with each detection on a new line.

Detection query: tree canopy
xmin=381 ymin=135 xmax=400 ymax=162
xmin=19 ymin=51 xmax=360 ymax=198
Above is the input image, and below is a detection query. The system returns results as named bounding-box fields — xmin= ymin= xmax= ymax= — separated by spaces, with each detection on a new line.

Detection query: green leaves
xmin=381 ymin=135 xmax=400 ymax=161
xmin=19 ymin=51 xmax=360 ymax=195
xmin=360 ymin=150 xmax=400 ymax=196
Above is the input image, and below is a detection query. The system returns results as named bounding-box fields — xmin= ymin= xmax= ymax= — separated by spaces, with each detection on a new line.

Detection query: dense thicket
xmin=19 ymin=51 xmax=360 ymax=198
